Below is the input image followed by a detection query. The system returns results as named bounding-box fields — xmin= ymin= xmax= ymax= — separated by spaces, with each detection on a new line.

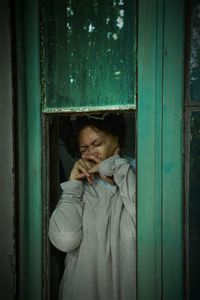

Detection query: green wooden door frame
xmin=15 ymin=0 xmax=42 ymax=299
xmin=138 ymin=0 xmax=185 ymax=299
xmin=15 ymin=0 xmax=185 ymax=299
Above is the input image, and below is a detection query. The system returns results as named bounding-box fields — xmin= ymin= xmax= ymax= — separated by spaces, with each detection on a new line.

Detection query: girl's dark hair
xmin=60 ymin=113 xmax=126 ymax=158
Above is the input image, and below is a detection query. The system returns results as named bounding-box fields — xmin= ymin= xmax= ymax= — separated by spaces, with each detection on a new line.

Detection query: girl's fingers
xmin=77 ymin=173 xmax=87 ymax=179
xmin=76 ymin=159 xmax=96 ymax=182
xmin=87 ymin=175 xmax=93 ymax=185
xmin=75 ymin=162 xmax=90 ymax=177
xmin=77 ymin=173 xmax=93 ymax=184
xmin=70 ymin=158 xmax=98 ymax=182
xmin=88 ymin=164 xmax=99 ymax=174
xmin=82 ymin=154 xmax=102 ymax=164
xmin=79 ymin=159 xmax=95 ymax=170
xmin=70 ymin=158 xmax=95 ymax=181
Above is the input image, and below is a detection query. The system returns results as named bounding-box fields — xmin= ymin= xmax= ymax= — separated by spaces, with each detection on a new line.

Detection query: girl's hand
xmin=86 ymin=148 xmax=120 ymax=175
xmin=69 ymin=158 xmax=95 ymax=184
xmin=87 ymin=149 xmax=120 ymax=185
xmin=82 ymin=154 xmax=102 ymax=175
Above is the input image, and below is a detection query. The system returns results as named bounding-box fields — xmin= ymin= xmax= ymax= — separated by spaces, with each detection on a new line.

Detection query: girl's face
xmin=79 ymin=126 xmax=119 ymax=160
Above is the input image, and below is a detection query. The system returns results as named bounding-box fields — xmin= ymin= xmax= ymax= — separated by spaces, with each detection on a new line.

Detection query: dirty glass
xmin=41 ymin=0 xmax=137 ymax=112
xmin=189 ymin=0 xmax=200 ymax=102
xmin=189 ymin=111 xmax=200 ymax=298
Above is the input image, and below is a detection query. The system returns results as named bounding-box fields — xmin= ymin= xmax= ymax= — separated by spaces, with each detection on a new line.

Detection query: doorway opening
xmin=43 ymin=110 xmax=136 ymax=299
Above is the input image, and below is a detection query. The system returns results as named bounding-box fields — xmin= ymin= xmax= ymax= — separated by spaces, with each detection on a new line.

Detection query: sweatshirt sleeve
xmin=99 ymin=155 xmax=136 ymax=223
xmin=48 ymin=180 xmax=84 ymax=253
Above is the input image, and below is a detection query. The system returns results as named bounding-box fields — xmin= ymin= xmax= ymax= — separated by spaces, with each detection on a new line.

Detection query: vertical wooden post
xmin=138 ymin=0 xmax=164 ymax=298
xmin=15 ymin=0 xmax=42 ymax=299
xmin=162 ymin=0 xmax=185 ymax=298
xmin=138 ymin=0 xmax=185 ymax=299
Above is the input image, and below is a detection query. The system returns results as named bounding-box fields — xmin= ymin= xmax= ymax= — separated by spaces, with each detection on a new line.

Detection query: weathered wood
xmin=15 ymin=0 xmax=42 ymax=299
xmin=41 ymin=0 xmax=137 ymax=112
xmin=162 ymin=0 xmax=185 ymax=298
xmin=138 ymin=0 xmax=163 ymax=298
xmin=138 ymin=0 xmax=185 ymax=299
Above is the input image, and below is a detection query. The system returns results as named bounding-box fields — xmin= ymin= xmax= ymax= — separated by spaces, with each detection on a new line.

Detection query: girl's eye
xmin=94 ymin=141 xmax=104 ymax=147
xmin=80 ymin=148 xmax=87 ymax=154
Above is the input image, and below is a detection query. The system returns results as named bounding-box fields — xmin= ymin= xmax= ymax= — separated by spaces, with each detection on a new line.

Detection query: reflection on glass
xmin=189 ymin=111 xmax=200 ymax=298
xmin=41 ymin=0 xmax=137 ymax=110
xmin=189 ymin=0 xmax=200 ymax=101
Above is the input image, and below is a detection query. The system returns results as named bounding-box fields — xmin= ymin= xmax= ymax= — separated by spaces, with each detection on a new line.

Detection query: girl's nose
xmin=87 ymin=146 xmax=96 ymax=155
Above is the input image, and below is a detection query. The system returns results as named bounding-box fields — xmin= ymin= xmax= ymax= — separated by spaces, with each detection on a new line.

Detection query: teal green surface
xmin=25 ymin=0 xmax=42 ymax=296
xmin=16 ymin=0 xmax=42 ymax=299
xmin=41 ymin=0 xmax=137 ymax=112
xmin=138 ymin=0 xmax=184 ymax=299
xmin=162 ymin=0 xmax=184 ymax=298
xmin=137 ymin=0 xmax=163 ymax=298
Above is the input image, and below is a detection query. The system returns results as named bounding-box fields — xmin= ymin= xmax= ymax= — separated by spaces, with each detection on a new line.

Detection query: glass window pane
xmin=189 ymin=0 xmax=200 ymax=102
xmin=189 ymin=111 xmax=200 ymax=297
xmin=41 ymin=0 xmax=137 ymax=112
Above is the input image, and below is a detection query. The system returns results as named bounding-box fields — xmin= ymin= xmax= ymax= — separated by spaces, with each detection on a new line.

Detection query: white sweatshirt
xmin=49 ymin=155 xmax=136 ymax=300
